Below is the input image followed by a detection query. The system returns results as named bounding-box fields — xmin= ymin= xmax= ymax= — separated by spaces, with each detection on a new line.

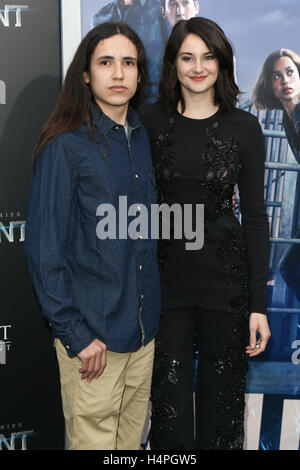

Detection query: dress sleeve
xmin=238 ymin=115 xmax=270 ymax=315
xmin=24 ymin=138 xmax=96 ymax=357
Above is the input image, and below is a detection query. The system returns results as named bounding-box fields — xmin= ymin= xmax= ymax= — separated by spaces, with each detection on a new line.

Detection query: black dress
xmin=139 ymin=103 xmax=269 ymax=450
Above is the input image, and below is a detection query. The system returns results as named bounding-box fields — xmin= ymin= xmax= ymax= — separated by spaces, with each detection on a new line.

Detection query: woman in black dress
xmin=139 ymin=17 xmax=271 ymax=450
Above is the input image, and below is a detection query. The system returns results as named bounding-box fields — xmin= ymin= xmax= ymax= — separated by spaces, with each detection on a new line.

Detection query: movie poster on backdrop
xmin=0 ymin=0 xmax=64 ymax=450
xmin=62 ymin=0 xmax=300 ymax=449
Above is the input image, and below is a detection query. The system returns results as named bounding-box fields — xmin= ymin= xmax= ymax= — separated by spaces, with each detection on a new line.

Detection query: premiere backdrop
xmin=80 ymin=0 xmax=300 ymax=450
xmin=0 ymin=0 xmax=64 ymax=450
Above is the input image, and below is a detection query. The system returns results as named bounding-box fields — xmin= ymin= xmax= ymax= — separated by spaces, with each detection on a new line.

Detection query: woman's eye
xmin=287 ymin=69 xmax=294 ymax=76
xmin=272 ymin=73 xmax=280 ymax=80
xmin=124 ymin=61 xmax=134 ymax=66
xmin=204 ymin=55 xmax=214 ymax=61
xmin=100 ymin=60 xmax=110 ymax=66
xmin=182 ymin=56 xmax=192 ymax=62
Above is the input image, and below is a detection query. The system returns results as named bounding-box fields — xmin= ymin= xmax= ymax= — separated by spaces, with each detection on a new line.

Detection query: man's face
xmin=162 ymin=0 xmax=200 ymax=27
xmin=83 ymin=34 xmax=139 ymax=117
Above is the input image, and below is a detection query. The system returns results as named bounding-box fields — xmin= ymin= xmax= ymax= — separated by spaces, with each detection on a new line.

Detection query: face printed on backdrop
xmin=271 ymin=56 xmax=300 ymax=106
xmin=161 ymin=0 xmax=200 ymax=27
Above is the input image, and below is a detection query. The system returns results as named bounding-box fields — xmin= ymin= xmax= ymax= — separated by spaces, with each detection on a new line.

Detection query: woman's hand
xmin=246 ymin=313 xmax=271 ymax=357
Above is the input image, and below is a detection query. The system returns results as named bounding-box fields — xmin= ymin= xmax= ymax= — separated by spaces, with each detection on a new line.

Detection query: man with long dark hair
xmin=25 ymin=22 xmax=161 ymax=450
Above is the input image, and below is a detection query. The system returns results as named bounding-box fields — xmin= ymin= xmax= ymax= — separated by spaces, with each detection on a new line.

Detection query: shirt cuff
xmin=53 ymin=322 xmax=97 ymax=358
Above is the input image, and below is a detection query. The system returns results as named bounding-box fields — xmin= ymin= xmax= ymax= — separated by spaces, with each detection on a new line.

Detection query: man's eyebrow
xmin=97 ymin=55 xmax=137 ymax=60
xmin=97 ymin=55 xmax=114 ymax=60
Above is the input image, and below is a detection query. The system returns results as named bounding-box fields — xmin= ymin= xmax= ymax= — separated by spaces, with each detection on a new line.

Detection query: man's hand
xmin=77 ymin=339 xmax=107 ymax=383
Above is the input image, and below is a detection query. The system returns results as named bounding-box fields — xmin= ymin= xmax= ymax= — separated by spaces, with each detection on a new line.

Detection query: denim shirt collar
xmin=90 ymin=102 xmax=142 ymax=136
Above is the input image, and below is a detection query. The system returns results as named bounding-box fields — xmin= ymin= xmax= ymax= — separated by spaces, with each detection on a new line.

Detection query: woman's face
xmin=272 ymin=56 xmax=300 ymax=105
xmin=176 ymin=33 xmax=219 ymax=101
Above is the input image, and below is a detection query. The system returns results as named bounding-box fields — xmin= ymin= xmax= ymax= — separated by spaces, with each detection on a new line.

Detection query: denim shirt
xmin=92 ymin=0 xmax=165 ymax=103
xmin=283 ymin=102 xmax=300 ymax=163
xmin=25 ymin=106 xmax=161 ymax=357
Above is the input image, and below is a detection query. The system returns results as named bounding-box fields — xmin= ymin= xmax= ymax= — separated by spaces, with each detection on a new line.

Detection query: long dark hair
xmin=158 ymin=17 xmax=240 ymax=114
xmin=33 ymin=22 xmax=147 ymax=166
xmin=252 ymin=49 xmax=300 ymax=110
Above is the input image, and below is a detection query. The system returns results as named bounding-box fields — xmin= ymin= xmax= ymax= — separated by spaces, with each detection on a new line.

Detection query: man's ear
xmin=83 ymin=71 xmax=90 ymax=84
xmin=161 ymin=6 xmax=166 ymax=18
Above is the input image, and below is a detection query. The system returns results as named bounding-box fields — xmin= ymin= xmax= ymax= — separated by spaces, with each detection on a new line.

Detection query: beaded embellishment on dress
xmin=150 ymin=340 xmax=185 ymax=450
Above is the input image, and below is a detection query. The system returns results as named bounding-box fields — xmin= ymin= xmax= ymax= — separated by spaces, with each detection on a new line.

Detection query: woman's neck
xmin=178 ymin=89 xmax=219 ymax=119
xmin=282 ymin=98 xmax=299 ymax=121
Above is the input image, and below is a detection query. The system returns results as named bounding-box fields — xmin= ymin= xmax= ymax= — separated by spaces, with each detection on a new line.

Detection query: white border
xmin=60 ymin=0 xmax=82 ymax=80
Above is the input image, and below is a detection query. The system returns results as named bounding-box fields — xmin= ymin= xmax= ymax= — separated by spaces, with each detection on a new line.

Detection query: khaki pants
xmin=55 ymin=338 xmax=155 ymax=450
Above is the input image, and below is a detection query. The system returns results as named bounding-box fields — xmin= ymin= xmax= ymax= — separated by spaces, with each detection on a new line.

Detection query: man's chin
xmin=176 ymin=15 xmax=185 ymax=23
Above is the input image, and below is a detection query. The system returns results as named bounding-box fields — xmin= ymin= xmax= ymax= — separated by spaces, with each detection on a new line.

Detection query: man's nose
xmin=176 ymin=4 xmax=185 ymax=15
xmin=112 ymin=62 xmax=124 ymax=79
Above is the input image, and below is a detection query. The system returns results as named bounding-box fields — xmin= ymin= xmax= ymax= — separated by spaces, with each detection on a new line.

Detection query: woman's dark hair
xmin=252 ymin=49 xmax=300 ymax=111
xmin=33 ymin=22 xmax=147 ymax=166
xmin=158 ymin=17 xmax=240 ymax=114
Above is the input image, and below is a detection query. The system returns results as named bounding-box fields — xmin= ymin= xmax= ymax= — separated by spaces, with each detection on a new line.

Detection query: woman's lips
xmin=190 ymin=76 xmax=207 ymax=82
xmin=109 ymin=86 xmax=127 ymax=92
xmin=283 ymin=87 xmax=293 ymax=94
